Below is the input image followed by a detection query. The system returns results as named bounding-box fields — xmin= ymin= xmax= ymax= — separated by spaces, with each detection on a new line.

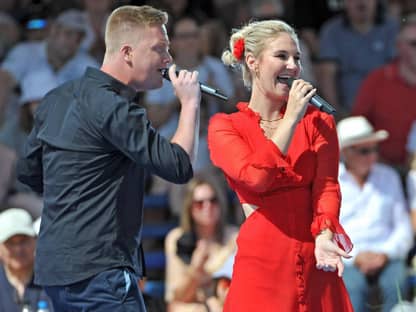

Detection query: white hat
xmin=0 ymin=208 xmax=36 ymax=243
xmin=19 ymin=70 xmax=58 ymax=105
xmin=33 ymin=217 xmax=41 ymax=236
xmin=337 ymin=116 xmax=389 ymax=149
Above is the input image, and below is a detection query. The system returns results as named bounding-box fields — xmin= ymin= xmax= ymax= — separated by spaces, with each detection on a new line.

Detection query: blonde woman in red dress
xmin=207 ymin=19 xmax=354 ymax=312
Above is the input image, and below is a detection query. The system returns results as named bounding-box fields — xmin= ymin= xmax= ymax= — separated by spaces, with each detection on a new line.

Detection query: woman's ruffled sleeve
xmin=310 ymin=113 xmax=353 ymax=253
xmin=311 ymin=215 xmax=353 ymax=253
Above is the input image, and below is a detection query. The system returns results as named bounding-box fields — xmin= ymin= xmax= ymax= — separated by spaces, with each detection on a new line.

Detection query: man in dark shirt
xmin=17 ymin=5 xmax=200 ymax=311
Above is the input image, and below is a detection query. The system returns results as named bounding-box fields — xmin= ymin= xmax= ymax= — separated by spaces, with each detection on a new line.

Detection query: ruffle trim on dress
xmin=236 ymin=102 xmax=261 ymax=122
xmin=236 ymin=102 xmax=295 ymax=171
xmin=311 ymin=215 xmax=353 ymax=253
xmin=294 ymin=246 xmax=307 ymax=310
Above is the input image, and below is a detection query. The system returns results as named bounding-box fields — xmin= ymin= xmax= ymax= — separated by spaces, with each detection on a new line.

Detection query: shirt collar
xmin=85 ymin=67 xmax=138 ymax=102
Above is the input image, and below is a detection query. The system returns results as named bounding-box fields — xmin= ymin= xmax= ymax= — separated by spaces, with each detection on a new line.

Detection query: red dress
xmin=207 ymin=103 xmax=353 ymax=312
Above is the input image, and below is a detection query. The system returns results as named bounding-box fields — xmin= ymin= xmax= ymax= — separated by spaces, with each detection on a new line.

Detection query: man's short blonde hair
xmin=104 ymin=5 xmax=168 ymax=56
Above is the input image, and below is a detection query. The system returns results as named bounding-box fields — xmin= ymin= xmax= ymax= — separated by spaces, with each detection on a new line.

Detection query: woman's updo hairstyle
xmin=221 ymin=20 xmax=299 ymax=89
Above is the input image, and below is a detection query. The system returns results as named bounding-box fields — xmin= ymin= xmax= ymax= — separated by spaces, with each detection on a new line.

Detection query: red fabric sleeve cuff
xmin=311 ymin=215 xmax=353 ymax=253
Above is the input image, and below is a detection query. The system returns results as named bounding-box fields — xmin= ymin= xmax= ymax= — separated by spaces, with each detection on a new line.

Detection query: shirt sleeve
xmin=207 ymin=113 xmax=301 ymax=194
xmin=309 ymin=114 xmax=353 ymax=252
xmin=16 ymin=118 xmax=43 ymax=194
xmin=100 ymin=98 xmax=193 ymax=184
xmin=377 ymin=169 xmax=413 ymax=259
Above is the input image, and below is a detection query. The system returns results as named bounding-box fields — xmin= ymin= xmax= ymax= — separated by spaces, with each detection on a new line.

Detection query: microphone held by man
xmin=160 ymin=68 xmax=228 ymax=101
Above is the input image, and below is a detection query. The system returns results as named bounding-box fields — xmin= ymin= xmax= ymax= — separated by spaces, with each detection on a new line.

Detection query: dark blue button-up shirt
xmin=17 ymin=67 xmax=193 ymax=286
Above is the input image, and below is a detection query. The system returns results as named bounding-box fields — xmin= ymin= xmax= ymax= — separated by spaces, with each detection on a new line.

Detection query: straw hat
xmin=337 ymin=116 xmax=389 ymax=149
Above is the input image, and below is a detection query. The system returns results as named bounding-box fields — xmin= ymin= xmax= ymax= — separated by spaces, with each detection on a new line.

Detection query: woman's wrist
xmin=316 ymin=228 xmax=333 ymax=240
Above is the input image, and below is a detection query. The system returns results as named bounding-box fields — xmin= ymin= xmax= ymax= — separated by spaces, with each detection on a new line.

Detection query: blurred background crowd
xmin=2 ymin=0 xmax=416 ymax=311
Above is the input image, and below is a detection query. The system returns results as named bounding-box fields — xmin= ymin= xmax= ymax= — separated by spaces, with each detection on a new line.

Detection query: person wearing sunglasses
xmin=337 ymin=116 xmax=413 ymax=312
xmin=164 ymin=173 xmax=238 ymax=312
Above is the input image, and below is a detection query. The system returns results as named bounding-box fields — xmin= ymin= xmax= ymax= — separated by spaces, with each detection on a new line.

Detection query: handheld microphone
xmin=160 ymin=68 xmax=228 ymax=101
xmin=279 ymin=77 xmax=336 ymax=115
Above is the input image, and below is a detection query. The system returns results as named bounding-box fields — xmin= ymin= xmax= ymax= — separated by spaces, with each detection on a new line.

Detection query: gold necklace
xmin=260 ymin=116 xmax=282 ymax=122
xmin=260 ymin=123 xmax=279 ymax=129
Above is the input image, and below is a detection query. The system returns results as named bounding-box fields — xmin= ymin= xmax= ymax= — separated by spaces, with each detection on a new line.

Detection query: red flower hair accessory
xmin=233 ymin=38 xmax=245 ymax=61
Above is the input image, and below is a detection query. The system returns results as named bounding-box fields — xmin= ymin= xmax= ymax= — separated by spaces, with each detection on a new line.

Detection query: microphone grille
xmin=279 ymin=77 xmax=295 ymax=87
xmin=160 ymin=68 xmax=170 ymax=81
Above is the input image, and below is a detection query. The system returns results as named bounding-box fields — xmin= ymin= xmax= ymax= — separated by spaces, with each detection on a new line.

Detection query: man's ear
xmin=120 ymin=45 xmax=132 ymax=63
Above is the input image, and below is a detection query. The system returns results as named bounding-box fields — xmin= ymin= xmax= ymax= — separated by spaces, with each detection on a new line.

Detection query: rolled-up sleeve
xmin=310 ymin=114 xmax=352 ymax=252
xmin=17 ymin=122 xmax=43 ymax=194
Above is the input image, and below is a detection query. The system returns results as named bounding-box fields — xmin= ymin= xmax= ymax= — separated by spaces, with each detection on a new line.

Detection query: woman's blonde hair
xmin=222 ymin=19 xmax=299 ymax=88
xmin=180 ymin=173 xmax=228 ymax=243
xmin=104 ymin=5 xmax=168 ymax=57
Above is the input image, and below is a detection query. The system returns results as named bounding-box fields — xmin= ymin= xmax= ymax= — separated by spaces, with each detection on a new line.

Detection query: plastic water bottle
xmin=36 ymin=300 xmax=49 ymax=312
xmin=21 ymin=303 xmax=32 ymax=312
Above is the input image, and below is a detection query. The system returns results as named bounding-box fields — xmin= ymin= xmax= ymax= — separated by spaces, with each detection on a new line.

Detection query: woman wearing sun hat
xmin=337 ymin=115 xmax=413 ymax=312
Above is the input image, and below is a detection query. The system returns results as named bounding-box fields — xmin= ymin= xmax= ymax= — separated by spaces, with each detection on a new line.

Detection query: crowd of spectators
xmin=2 ymin=0 xmax=416 ymax=311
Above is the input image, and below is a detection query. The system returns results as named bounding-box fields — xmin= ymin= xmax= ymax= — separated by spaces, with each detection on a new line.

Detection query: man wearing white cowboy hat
xmin=336 ymin=116 xmax=413 ymax=312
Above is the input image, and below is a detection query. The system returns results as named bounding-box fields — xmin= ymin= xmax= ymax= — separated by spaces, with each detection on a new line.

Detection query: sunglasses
xmin=350 ymin=146 xmax=379 ymax=155
xmin=192 ymin=196 xmax=218 ymax=209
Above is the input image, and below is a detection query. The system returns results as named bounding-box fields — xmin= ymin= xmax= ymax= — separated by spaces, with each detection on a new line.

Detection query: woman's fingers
xmin=337 ymin=260 xmax=345 ymax=277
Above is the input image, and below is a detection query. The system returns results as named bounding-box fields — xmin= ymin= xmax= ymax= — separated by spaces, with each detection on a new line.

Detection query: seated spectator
xmin=79 ymin=0 xmax=113 ymax=63
xmin=319 ymin=0 xmax=399 ymax=115
xmin=0 ymin=8 xmax=99 ymax=126
xmin=337 ymin=116 xmax=413 ymax=312
xmin=164 ymin=173 xmax=238 ymax=312
xmin=352 ymin=12 xmax=416 ymax=172
xmin=0 ymin=70 xmax=57 ymax=217
xmin=290 ymin=0 xmax=342 ymax=62
xmin=0 ymin=208 xmax=52 ymax=311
